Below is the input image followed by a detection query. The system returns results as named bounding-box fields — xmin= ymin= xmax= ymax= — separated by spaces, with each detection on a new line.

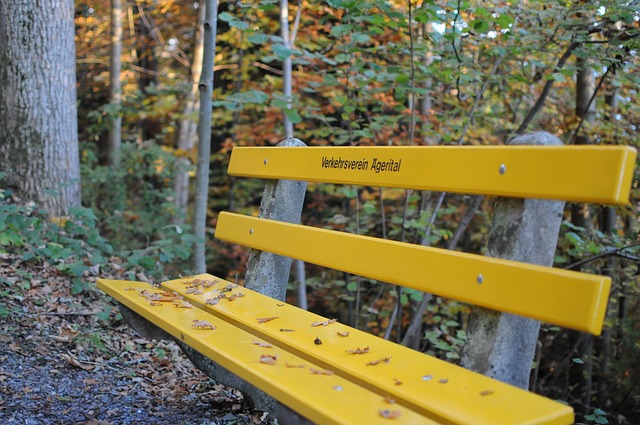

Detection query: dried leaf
xmin=205 ymin=298 xmax=219 ymax=306
xmin=393 ymin=378 xmax=402 ymax=386
xmin=62 ymin=353 xmax=94 ymax=371
xmin=379 ymin=409 xmax=401 ymax=419
xmin=252 ymin=341 xmax=273 ymax=348
xmin=192 ymin=320 xmax=216 ymax=330
xmin=149 ymin=301 xmax=163 ymax=307
xmin=314 ymin=337 xmax=323 ymax=345
xmin=185 ymin=287 xmax=203 ymax=294
xmin=311 ymin=318 xmax=337 ymax=327
xmin=201 ymin=279 xmax=218 ymax=288
xmin=309 ymin=368 xmax=333 ymax=375
xmin=259 ymin=354 xmax=277 ymax=365
xmin=285 ymin=362 xmax=305 ymax=369
xmin=51 ymin=325 xmax=79 ymax=343
xmin=480 ymin=390 xmax=494 ymax=397
xmin=346 ymin=346 xmax=369 ymax=355
xmin=124 ymin=287 xmax=137 ymax=291
xmin=223 ymin=283 xmax=237 ymax=292
xmin=257 ymin=317 xmax=279 ymax=324
xmin=279 ymin=328 xmax=295 ymax=332
xmin=383 ymin=396 xmax=396 ymax=404
xmin=366 ymin=357 xmax=391 ymax=366
xmin=174 ymin=301 xmax=193 ymax=309
xmin=439 ymin=378 xmax=449 ymax=384
xmin=336 ymin=331 xmax=350 ymax=337
xmin=227 ymin=293 xmax=244 ymax=301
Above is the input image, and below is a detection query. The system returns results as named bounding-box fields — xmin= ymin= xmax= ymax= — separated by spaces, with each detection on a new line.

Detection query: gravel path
xmin=0 ymin=261 xmax=269 ymax=425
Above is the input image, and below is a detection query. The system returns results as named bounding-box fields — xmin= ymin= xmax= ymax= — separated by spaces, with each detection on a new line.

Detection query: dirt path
xmin=0 ymin=260 xmax=268 ymax=425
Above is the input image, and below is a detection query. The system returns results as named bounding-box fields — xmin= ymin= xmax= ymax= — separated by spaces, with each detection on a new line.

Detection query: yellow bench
xmin=98 ymin=133 xmax=637 ymax=425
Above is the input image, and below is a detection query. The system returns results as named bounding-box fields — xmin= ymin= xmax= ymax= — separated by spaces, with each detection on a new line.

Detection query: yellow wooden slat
xmin=228 ymin=145 xmax=637 ymax=205
xmin=97 ymin=279 xmax=437 ymax=425
xmin=161 ymin=274 xmax=574 ymax=425
xmin=215 ymin=212 xmax=610 ymax=335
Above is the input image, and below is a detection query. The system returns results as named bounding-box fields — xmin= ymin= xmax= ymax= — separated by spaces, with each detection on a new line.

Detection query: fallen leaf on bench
xmin=205 ymin=298 xmax=219 ymax=306
xmin=383 ymin=396 xmax=396 ymax=404
xmin=223 ymin=283 xmax=237 ymax=292
xmin=279 ymin=328 xmax=295 ymax=332
xmin=366 ymin=356 xmax=391 ymax=366
xmin=149 ymin=301 xmax=163 ymax=307
xmin=336 ymin=331 xmax=349 ymax=337
xmin=393 ymin=378 xmax=402 ymax=386
xmin=201 ymin=279 xmax=219 ymax=288
xmin=285 ymin=362 xmax=305 ymax=368
xmin=311 ymin=319 xmax=337 ymax=327
xmin=314 ymin=337 xmax=323 ymax=345
xmin=439 ymin=378 xmax=449 ymax=384
xmin=480 ymin=389 xmax=494 ymax=397
xmin=346 ymin=346 xmax=369 ymax=355
xmin=257 ymin=316 xmax=279 ymax=324
xmin=252 ymin=341 xmax=273 ymax=348
xmin=185 ymin=287 xmax=203 ymax=295
xmin=124 ymin=287 xmax=137 ymax=291
xmin=309 ymin=368 xmax=333 ymax=375
xmin=259 ymin=354 xmax=277 ymax=365
xmin=227 ymin=293 xmax=245 ymax=301
xmin=174 ymin=301 xmax=193 ymax=309
xmin=379 ymin=409 xmax=401 ymax=419
xmin=191 ymin=320 xmax=216 ymax=330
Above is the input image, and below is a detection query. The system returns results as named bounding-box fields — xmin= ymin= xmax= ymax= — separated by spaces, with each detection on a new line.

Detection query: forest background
xmin=1 ymin=0 xmax=639 ymax=423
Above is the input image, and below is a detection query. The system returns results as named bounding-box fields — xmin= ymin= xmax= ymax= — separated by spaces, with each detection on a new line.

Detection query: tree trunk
xmin=0 ymin=0 xmax=81 ymax=216
xmin=109 ymin=0 xmax=123 ymax=165
xmin=173 ymin=0 xmax=206 ymax=223
xmin=193 ymin=0 xmax=219 ymax=274
xmin=133 ymin=1 xmax=160 ymax=142
xmin=568 ymin=59 xmax=597 ymax=417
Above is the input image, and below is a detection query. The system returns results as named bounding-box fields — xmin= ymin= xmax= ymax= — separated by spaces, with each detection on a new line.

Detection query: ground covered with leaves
xmin=0 ymin=257 xmax=269 ymax=425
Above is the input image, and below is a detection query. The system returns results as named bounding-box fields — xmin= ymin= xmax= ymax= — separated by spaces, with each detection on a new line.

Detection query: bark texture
xmin=461 ymin=131 xmax=565 ymax=389
xmin=0 ymin=0 xmax=81 ymax=215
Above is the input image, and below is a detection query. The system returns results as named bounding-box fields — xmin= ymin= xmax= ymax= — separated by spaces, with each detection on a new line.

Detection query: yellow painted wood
xmin=97 ymin=278 xmax=436 ymax=425
xmin=228 ymin=145 xmax=637 ymax=205
xmin=216 ymin=212 xmax=610 ymax=335
xmin=161 ymin=274 xmax=574 ymax=425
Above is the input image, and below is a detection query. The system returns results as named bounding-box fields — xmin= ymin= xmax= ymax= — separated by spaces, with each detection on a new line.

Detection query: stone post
xmin=461 ymin=132 xmax=565 ymax=389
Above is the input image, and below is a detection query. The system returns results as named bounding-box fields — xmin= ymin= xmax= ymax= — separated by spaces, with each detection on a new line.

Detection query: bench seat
xmin=98 ymin=275 xmax=573 ymax=425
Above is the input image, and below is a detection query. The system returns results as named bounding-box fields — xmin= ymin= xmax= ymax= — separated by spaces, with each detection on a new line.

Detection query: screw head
xmin=249 ymin=228 xmax=253 ymax=235
xmin=499 ymin=164 xmax=507 ymax=174
xmin=476 ymin=274 xmax=484 ymax=284
xmin=264 ymin=158 xmax=268 ymax=165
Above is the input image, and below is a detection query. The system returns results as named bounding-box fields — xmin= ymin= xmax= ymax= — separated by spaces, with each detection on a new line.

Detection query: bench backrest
xmin=216 ymin=142 xmax=636 ymax=336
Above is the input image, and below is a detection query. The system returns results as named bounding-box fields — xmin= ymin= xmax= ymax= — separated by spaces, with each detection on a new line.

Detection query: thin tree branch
xmin=516 ymin=41 xmax=579 ymax=134
xmin=290 ymin=0 xmax=303 ymax=47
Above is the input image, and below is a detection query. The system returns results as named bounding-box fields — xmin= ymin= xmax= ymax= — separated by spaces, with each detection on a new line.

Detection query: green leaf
xmin=218 ymin=12 xmax=234 ymax=22
xmin=572 ymin=357 xmax=584 ymax=364
xmin=272 ymin=43 xmax=296 ymax=60
xmin=495 ymin=14 xmax=514 ymax=28
xmin=248 ymin=32 xmax=269 ymax=44
xmin=472 ymin=19 xmax=489 ymax=33
xmin=331 ymin=24 xmax=353 ymax=37
xmin=346 ymin=281 xmax=358 ymax=291
xmin=230 ymin=21 xmax=249 ymax=30
xmin=284 ymin=108 xmax=302 ymax=124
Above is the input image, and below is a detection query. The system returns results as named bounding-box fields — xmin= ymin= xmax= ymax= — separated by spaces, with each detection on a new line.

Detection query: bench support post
xmin=461 ymin=132 xmax=565 ymax=389
xmin=244 ymin=138 xmax=308 ymax=301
